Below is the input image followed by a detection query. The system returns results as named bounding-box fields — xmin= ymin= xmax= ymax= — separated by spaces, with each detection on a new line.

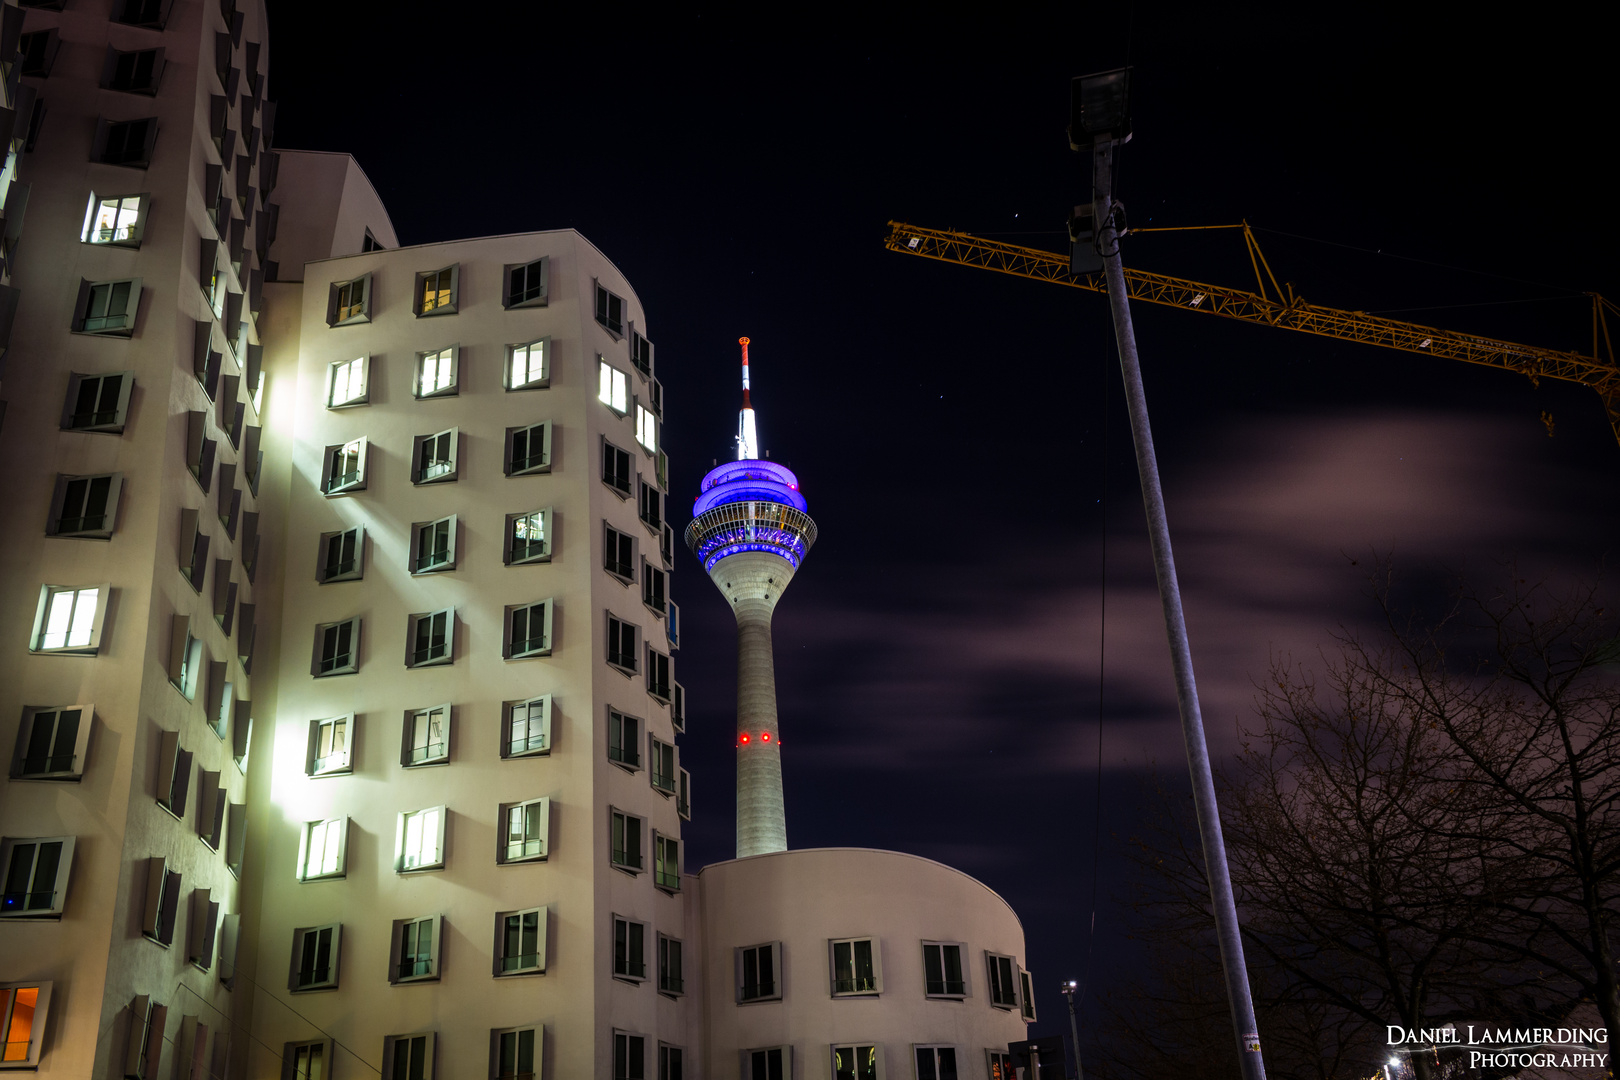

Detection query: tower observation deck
xmin=686 ymin=339 xmax=817 ymax=857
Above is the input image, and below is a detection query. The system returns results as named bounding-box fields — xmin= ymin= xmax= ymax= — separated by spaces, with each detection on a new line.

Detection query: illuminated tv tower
xmin=686 ymin=338 xmax=818 ymax=857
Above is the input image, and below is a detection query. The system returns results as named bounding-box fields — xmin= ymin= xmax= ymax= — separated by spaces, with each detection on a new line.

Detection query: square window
xmin=155 ymin=728 xmax=193 ymax=817
xmin=922 ymin=941 xmax=968 ymax=998
xmin=0 ymin=983 xmax=55 ymax=1069
xmin=503 ymin=696 xmax=551 ymax=759
xmin=20 ymin=28 xmax=61 ymax=76
xmin=505 ymin=509 xmax=551 ymax=566
xmin=677 ymin=767 xmax=691 ymax=821
xmin=403 ymin=706 xmax=449 ymax=767
xmin=986 ymin=1051 xmax=1016 ymax=1080
xmin=328 ymin=356 xmax=368 ymax=407
xmin=638 ymin=479 xmax=663 ymax=533
xmin=492 ymin=1027 xmax=541 ymax=1080
xmin=412 ymin=428 xmax=459 ymax=484
xmin=317 ymin=525 xmax=365 ymax=583
xmin=93 ymin=118 xmax=158 ymax=167
xmin=321 ymin=438 xmax=368 ymax=495
xmin=73 ymin=277 xmax=143 ymax=335
xmin=649 ymin=737 xmax=676 ymax=796
xmin=312 ymin=617 xmax=361 ymax=677
xmin=635 ymin=401 xmax=658 ymax=454
xmin=499 ymin=798 xmax=550 ymax=864
xmin=830 ymin=937 xmax=881 ymax=996
xmin=504 ymin=599 xmax=552 ymax=660
xmin=646 ymin=646 xmax=671 ymax=702
xmin=504 ymin=257 xmax=548 ymax=309
xmin=914 ymin=1046 xmax=957 ymax=1080
xmin=598 ymin=359 xmax=629 ymax=413
xmin=30 ymin=585 xmax=108 ymax=655
xmin=612 ymin=914 xmax=647 ymax=981
xmin=653 ymin=832 xmax=680 ymax=893
xmin=602 ymin=439 xmax=633 ymax=496
xmin=610 ymin=807 xmax=643 ymax=871
xmin=505 ymin=421 xmax=551 ymax=476
xmin=657 ymin=937 xmax=684 ymax=998
xmin=326 ymin=274 xmax=372 ymax=326
xmin=507 ymin=338 xmax=549 ymax=390
xmin=416 ymin=346 xmax=458 ymax=398
xmin=595 ymin=282 xmax=625 ymax=336
xmin=297 ymin=819 xmax=348 ymax=880
xmin=604 ymin=523 xmax=637 ymax=583
xmin=742 ymin=1047 xmax=791 ymax=1080
xmin=406 ymin=609 xmax=454 ymax=668
xmin=643 ymin=563 xmax=667 ymax=617
xmin=833 ymin=1045 xmax=879 ymax=1080
xmin=736 ymin=942 xmax=782 ymax=1003
xmin=47 ymin=473 xmax=123 ymax=539
xmin=383 ymin=1033 xmax=435 ymax=1080
xmin=0 ymin=837 xmax=75 ymax=918
xmin=10 ymin=706 xmax=92 ymax=781
xmin=985 ymin=952 xmax=1019 ymax=1010
xmin=495 ymin=908 xmax=546 ymax=975
xmin=1019 ymin=968 xmax=1037 ymax=1021
xmin=415 ymin=265 xmax=458 ymax=316
xmin=81 ymin=192 xmax=149 ymax=245
xmin=285 ymin=1041 xmax=333 ymax=1080
xmin=630 ymin=330 xmax=654 ymax=376
xmin=607 ymin=614 xmax=640 ymax=675
xmin=410 ymin=515 xmax=458 ymax=574
xmin=103 ymin=47 xmax=165 ymax=93
xmin=614 ymin=1032 xmax=646 ymax=1080
xmin=306 ymin=716 xmax=352 ymax=777
xmin=608 ymin=710 xmax=640 ymax=771
xmin=290 ymin=924 xmax=341 ymax=990
xmin=391 ymin=915 xmax=440 ymax=983
xmin=396 ymin=806 xmax=446 ymax=872
xmin=61 ymin=371 xmax=134 ymax=433
xmin=141 ymin=856 xmax=181 ymax=945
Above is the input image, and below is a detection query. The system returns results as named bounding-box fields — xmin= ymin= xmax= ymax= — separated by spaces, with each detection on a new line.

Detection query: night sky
xmin=265 ymin=1 xmax=1620 ymax=1056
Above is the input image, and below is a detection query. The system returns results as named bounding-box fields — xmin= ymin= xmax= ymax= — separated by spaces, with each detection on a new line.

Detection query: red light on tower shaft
xmin=739 ymin=733 xmax=750 ymax=744
xmin=761 ymin=732 xmax=771 ymax=742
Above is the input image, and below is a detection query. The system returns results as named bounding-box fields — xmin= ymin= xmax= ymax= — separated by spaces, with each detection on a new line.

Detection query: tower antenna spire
xmin=737 ymin=336 xmax=759 ymax=460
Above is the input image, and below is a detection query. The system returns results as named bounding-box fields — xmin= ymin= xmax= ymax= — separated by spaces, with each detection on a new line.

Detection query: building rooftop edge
xmin=276 ymin=148 xmax=400 ymax=247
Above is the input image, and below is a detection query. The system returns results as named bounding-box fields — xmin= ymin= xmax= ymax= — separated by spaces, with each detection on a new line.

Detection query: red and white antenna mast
xmin=737 ymin=336 xmax=759 ymax=460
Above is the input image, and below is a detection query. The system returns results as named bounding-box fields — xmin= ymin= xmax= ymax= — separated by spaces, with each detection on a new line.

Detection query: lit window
xmin=602 ymin=438 xmax=633 ymax=496
xmin=613 ymin=914 xmax=647 ymax=981
xmin=505 ymin=258 xmax=548 ymax=309
xmin=635 ymin=402 xmax=657 ymax=453
xmin=504 ymin=696 xmax=551 ymax=759
xmin=504 ymin=599 xmax=551 ymax=660
xmin=298 ymin=819 xmax=347 ymax=880
xmin=507 ymin=338 xmax=549 ymax=390
xmin=105 ymin=47 xmax=163 ymax=93
xmin=607 ymin=614 xmax=640 ymax=674
xmin=505 ymin=421 xmax=551 ymax=476
xmin=493 ymin=1027 xmax=540 ymax=1080
xmin=986 ymin=952 xmax=1019 ymax=1009
xmin=505 ymin=509 xmax=551 ymax=566
xmin=599 ymin=359 xmax=629 ymax=413
xmin=81 ymin=192 xmax=148 ymax=245
xmin=646 ymin=646 xmax=671 ymax=702
xmin=61 ymin=371 xmax=133 ymax=433
xmin=834 ymin=1046 xmax=878 ymax=1080
xmin=416 ymin=347 xmax=457 ymax=398
xmin=93 ymin=117 xmax=157 ymax=167
xmin=48 ymin=473 xmax=122 ymax=539
xmin=630 ymin=330 xmax=654 ymax=376
xmin=736 ymin=942 xmax=781 ymax=1003
xmin=987 ymin=1050 xmax=1016 ymax=1080
xmin=307 ymin=716 xmax=351 ymax=777
xmin=923 ymin=941 xmax=968 ymax=997
xmin=392 ymin=915 xmax=439 ymax=982
xmin=328 ymin=357 xmax=367 ymax=407
xmin=384 ymin=1033 xmax=435 ymax=1080
xmin=653 ymin=833 xmax=679 ymax=893
xmin=614 ymin=1032 xmax=646 ymax=1080
xmin=595 ymin=282 xmax=625 ymax=336
xmin=830 ymin=937 xmax=880 ymax=995
xmin=396 ymin=806 xmax=445 ymax=872
xmin=73 ymin=277 xmax=142 ymax=335
xmin=412 ymin=428 xmax=459 ymax=484
xmin=312 ymin=617 xmax=361 ymax=677
xmin=317 ymin=526 xmax=364 ymax=583
xmin=496 ymin=908 xmax=545 ymax=974
xmin=31 ymin=585 xmax=106 ymax=654
xmin=410 ymin=516 xmax=457 ymax=574
xmin=322 ymin=439 xmax=368 ymax=495
xmin=403 ymin=706 xmax=448 ymax=767
xmin=610 ymin=808 xmax=643 ymax=871
xmin=0 ymin=837 xmax=75 ymax=918
xmin=414 ymin=265 xmax=458 ymax=316
xmin=326 ymin=274 xmax=371 ymax=326
xmin=406 ymin=609 xmax=454 ymax=668
xmin=915 ymin=1046 xmax=958 ymax=1080
xmin=10 ymin=707 xmax=91 ymax=781
xmin=499 ymin=798 xmax=549 ymax=864
xmin=608 ymin=710 xmax=640 ymax=770
xmin=649 ymin=737 xmax=676 ymax=796
xmin=604 ymin=524 xmax=637 ymax=582
xmin=0 ymin=983 xmax=54 ymax=1068
xmin=743 ymin=1048 xmax=791 ymax=1079
xmin=290 ymin=924 xmax=340 ymax=990
xmin=658 ymin=937 xmax=684 ymax=997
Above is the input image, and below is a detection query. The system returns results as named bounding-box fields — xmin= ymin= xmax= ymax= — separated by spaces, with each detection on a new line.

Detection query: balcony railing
xmin=608 ymin=744 xmax=640 ymax=768
xmin=0 ymin=889 xmax=55 ymax=913
xmin=500 ymin=953 xmax=539 ymax=973
xmin=685 ymin=500 xmax=818 ymax=572
xmin=408 ymin=743 xmax=445 ymax=764
xmin=397 ymin=958 xmax=432 ymax=979
xmin=295 ymin=965 xmax=330 ymax=988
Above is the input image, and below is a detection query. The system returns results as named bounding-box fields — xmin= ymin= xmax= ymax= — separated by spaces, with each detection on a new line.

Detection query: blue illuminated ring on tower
xmin=694 ymin=460 xmax=808 ymax=516
xmin=685 ymin=501 xmax=818 ymax=572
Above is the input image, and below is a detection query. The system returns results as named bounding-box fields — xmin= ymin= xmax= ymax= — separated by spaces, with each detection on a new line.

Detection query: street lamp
xmin=1060 ymin=980 xmax=1085 ymax=1080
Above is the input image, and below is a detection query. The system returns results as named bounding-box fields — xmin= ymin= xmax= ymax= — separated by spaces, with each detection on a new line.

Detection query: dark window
xmin=361 ymin=230 xmax=383 ymax=252
xmin=608 ymin=710 xmax=639 ymax=768
xmin=77 ymin=281 xmax=138 ymax=333
xmin=295 ymin=926 xmax=335 ymax=988
xmin=507 ymin=603 xmax=548 ymax=658
xmin=508 ymin=423 xmax=549 ymax=474
xmin=115 ymin=0 xmax=168 ymax=28
xmin=748 ymin=1049 xmax=786 ymax=1080
xmin=497 ymin=1030 xmax=536 ymax=1080
xmin=740 ymin=945 xmax=776 ymax=1001
xmin=613 ymin=1033 xmax=645 ymax=1080
xmin=2 ymin=840 xmax=63 ymax=914
xmin=508 ymin=259 xmax=547 ymax=307
xmin=413 ymin=518 xmax=452 ymax=573
xmin=19 ymin=30 xmax=58 ymax=77
xmin=317 ymin=620 xmax=357 ymax=676
xmin=915 ymin=1047 xmax=958 ymax=1080
xmin=397 ymin=917 xmax=433 ymax=980
xmin=65 ymin=374 xmax=127 ymax=430
xmin=646 ymin=647 xmax=670 ymax=701
xmin=413 ymin=430 xmax=455 ymax=484
xmin=639 ymin=480 xmax=663 ymax=531
xmin=56 ymin=475 xmax=114 ymax=536
xmin=643 ymin=565 xmax=667 ymax=616
xmin=659 ymin=937 xmax=684 ymax=996
xmin=109 ymin=49 xmax=160 ymax=93
xmin=607 ymin=616 xmax=638 ymax=673
xmin=409 ymin=611 xmax=450 ymax=666
xmin=500 ymin=909 xmax=541 ymax=973
xmin=16 ymin=709 xmax=83 ymax=777
xmin=614 ymin=917 xmax=645 ymax=979
xmin=602 ymin=441 xmax=632 ymax=495
xmin=320 ymin=528 xmax=361 ymax=583
xmin=99 ymin=119 xmax=156 ymax=166
xmin=630 ymin=331 xmax=654 ymax=376
xmin=604 ymin=524 xmax=635 ymax=580
xmin=611 ymin=810 xmax=642 ymax=869
xmin=832 ymin=939 xmax=877 ymax=994
xmin=595 ymin=283 xmax=625 ymax=335
xmin=923 ymin=942 xmax=966 ymax=996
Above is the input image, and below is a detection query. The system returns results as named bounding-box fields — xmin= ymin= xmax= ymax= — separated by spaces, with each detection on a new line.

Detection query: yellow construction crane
xmin=883 ymin=220 xmax=1620 ymax=445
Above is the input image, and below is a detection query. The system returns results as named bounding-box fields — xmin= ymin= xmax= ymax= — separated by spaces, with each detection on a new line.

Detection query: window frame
xmin=608 ymin=710 xmax=641 ymax=772
xmin=986 ymin=1050 xmax=1016 ymax=1080
xmin=306 ymin=715 xmax=352 ymax=777
xmin=504 ymin=420 xmax=552 ymax=476
xmin=187 ymin=888 xmax=221 ymax=971
xmin=390 ymin=914 xmax=442 ymax=984
xmin=735 ymin=941 xmax=783 ymax=1004
xmin=833 ymin=1044 xmax=882 ymax=1080
xmin=1019 ymin=967 xmax=1037 ymax=1021
xmin=289 ymin=924 xmax=342 ymax=991
xmin=602 ymin=437 xmax=633 ymax=497
xmin=19 ymin=26 xmax=62 ymax=77
xmin=505 ymin=508 xmax=552 ymax=566
xmin=166 ymin=614 xmax=204 ymax=703
xmin=72 ymin=276 xmax=143 ymax=336
xmin=194 ymin=769 xmax=225 ymax=849
xmin=638 ymin=477 xmax=663 ymax=534
xmin=326 ymin=273 xmax=372 ymax=327
xmin=594 ymin=281 xmax=626 ymax=337
xmin=646 ymin=644 xmax=672 ymax=702
xmin=642 ymin=559 xmax=668 ymax=617
xmin=677 ymin=767 xmax=691 ymax=821
xmin=634 ymin=399 xmax=658 ymax=454
xmin=395 ymin=805 xmax=447 ymax=873
xmin=155 ymin=728 xmax=193 ymax=818
xmin=630 ymin=329 xmax=654 ymax=376
xmin=498 ymin=797 xmax=550 ymax=865
xmin=10 ymin=706 xmax=93 ymax=781
xmin=607 ymin=613 xmax=640 ymax=676
xmin=382 ymin=1033 xmax=436 ymax=1080
xmin=81 ymin=191 xmax=150 ymax=246
xmin=598 ymin=357 xmax=629 ymax=414
xmin=283 ymin=1040 xmax=334 ymax=1080
xmin=402 ymin=704 xmax=450 ymax=768
xmin=610 ymin=807 xmax=644 ymax=873
xmin=922 ymin=940 xmax=970 ymax=999
xmin=92 ymin=117 xmax=159 ymax=168
xmin=29 ymin=584 xmax=109 ymax=655
xmin=672 ymin=682 xmax=686 ymax=734
xmin=311 ymin=616 xmax=361 ymax=677
xmin=657 ymin=1043 xmax=684 ymax=1080
xmin=316 ymin=524 xmax=365 ymax=583
xmin=503 ymin=695 xmax=552 ymax=759
xmin=411 ymin=427 xmax=460 ymax=485
xmin=494 ymin=906 xmax=547 ymax=976
xmin=410 ymin=515 xmax=459 ymax=575
xmin=414 ymin=264 xmax=459 ymax=317
xmin=178 ymin=510 xmax=211 ymax=593
xmin=829 ymin=936 xmax=882 ymax=997
xmin=649 ymin=737 xmax=677 ymax=803
xmin=46 ymin=472 xmax=123 ymax=539
xmin=141 ymin=855 xmax=181 ymax=945
xmin=415 ymin=344 xmax=460 ymax=399
xmin=296 ymin=818 xmax=349 ymax=881
xmin=490 ymin=1026 xmax=542 ymax=1080
xmin=604 ymin=522 xmax=637 ymax=584
xmin=613 ymin=1030 xmax=647 ymax=1080
xmin=61 ymin=370 xmax=134 ymax=433
xmin=102 ymin=45 xmax=166 ymax=94
xmin=320 ymin=437 xmax=368 ymax=495
xmin=125 ymin=994 xmax=167 ymax=1080
xmin=653 ymin=831 xmax=680 ymax=894
xmin=503 ymin=598 xmax=553 ymax=660
xmin=0 ymin=982 xmax=55 ymax=1069
xmin=405 ymin=608 xmax=455 ymax=669
xmin=506 ymin=337 xmax=550 ymax=390
xmin=504 ymin=257 xmax=549 ymax=310
xmin=0 ymin=836 xmax=75 ymax=919
xmin=741 ymin=1047 xmax=793 ymax=1080
xmin=985 ymin=951 xmax=1020 ymax=1010
xmin=326 ymin=355 xmax=369 ymax=408
xmin=657 ymin=934 xmax=685 ymax=998
xmin=913 ymin=1046 xmax=959 ymax=1080
xmin=612 ymin=913 xmax=648 ymax=983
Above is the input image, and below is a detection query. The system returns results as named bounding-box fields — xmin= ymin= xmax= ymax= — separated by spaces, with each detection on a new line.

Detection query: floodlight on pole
xmin=1060 ymin=980 xmax=1086 ymax=1080
xmin=1068 ymin=67 xmax=1132 ymax=150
